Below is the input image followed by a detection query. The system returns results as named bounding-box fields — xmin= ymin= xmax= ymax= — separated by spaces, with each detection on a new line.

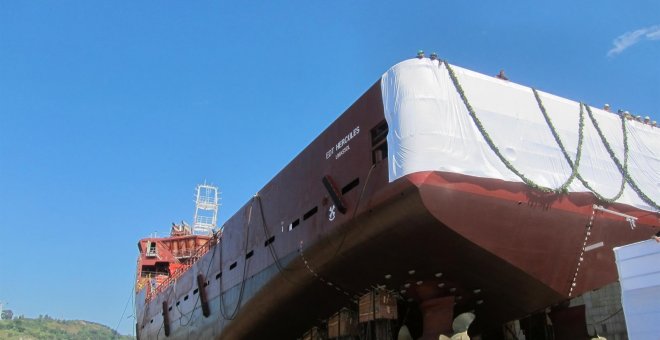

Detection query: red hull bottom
xmin=138 ymin=171 xmax=658 ymax=339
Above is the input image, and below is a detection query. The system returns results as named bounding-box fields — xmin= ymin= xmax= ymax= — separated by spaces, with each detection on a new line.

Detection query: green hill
xmin=0 ymin=317 xmax=134 ymax=340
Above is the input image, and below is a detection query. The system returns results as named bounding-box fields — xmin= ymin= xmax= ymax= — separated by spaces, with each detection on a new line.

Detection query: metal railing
xmin=145 ymin=236 xmax=219 ymax=302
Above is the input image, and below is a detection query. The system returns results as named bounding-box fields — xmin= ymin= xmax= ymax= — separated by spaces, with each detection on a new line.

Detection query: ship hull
xmin=136 ymin=170 xmax=657 ymax=339
xmin=136 ymin=59 xmax=659 ymax=339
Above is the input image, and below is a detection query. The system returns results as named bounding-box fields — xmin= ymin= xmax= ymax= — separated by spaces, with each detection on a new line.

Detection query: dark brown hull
xmin=135 ymin=79 xmax=659 ymax=339
xmin=228 ymin=172 xmax=657 ymax=338
xmin=136 ymin=171 xmax=657 ymax=339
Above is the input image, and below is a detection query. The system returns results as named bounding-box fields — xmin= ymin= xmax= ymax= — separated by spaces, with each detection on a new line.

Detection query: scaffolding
xmin=192 ymin=183 xmax=220 ymax=235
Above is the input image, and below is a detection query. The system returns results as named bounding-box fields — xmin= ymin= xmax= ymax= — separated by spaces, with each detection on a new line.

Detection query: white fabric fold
xmin=381 ymin=58 xmax=659 ymax=212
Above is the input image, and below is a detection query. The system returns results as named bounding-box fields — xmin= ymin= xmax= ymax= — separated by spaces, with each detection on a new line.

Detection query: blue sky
xmin=1 ymin=1 xmax=658 ymax=336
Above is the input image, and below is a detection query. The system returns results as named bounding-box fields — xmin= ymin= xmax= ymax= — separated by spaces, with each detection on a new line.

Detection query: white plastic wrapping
xmin=614 ymin=240 xmax=660 ymax=339
xmin=382 ymin=58 xmax=659 ymax=211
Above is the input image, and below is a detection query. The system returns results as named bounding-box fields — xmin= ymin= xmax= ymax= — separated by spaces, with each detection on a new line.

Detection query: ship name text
xmin=326 ymin=126 xmax=360 ymax=160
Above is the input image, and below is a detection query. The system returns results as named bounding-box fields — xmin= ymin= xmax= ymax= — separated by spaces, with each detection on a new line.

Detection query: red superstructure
xmin=136 ymin=223 xmax=215 ymax=301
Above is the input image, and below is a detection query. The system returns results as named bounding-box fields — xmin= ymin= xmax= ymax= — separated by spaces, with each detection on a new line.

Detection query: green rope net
xmin=441 ymin=60 xmax=658 ymax=210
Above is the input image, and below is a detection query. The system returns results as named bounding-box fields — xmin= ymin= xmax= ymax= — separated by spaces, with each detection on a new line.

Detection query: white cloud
xmin=647 ymin=29 xmax=660 ymax=40
xmin=607 ymin=25 xmax=660 ymax=57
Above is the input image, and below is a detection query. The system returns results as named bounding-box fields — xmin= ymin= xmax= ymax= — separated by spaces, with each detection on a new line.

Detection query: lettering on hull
xmin=326 ymin=126 xmax=360 ymax=160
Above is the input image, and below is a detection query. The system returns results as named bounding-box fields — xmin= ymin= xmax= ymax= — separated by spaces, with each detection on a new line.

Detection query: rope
xmin=443 ymin=61 xmax=555 ymax=193
xmin=332 ymin=163 xmax=376 ymax=257
xmin=255 ymin=194 xmax=289 ymax=274
xmin=298 ymin=164 xmax=376 ymax=298
xmin=531 ymin=88 xmax=583 ymax=193
xmin=569 ymin=207 xmax=596 ymax=297
xmin=298 ymin=240 xmax=355 ymax=300
xmin=139 ymin=224 xmax=224 ymax=336
xmin=592 ymin=306 xmax=623 ymax=324
xmin=578 ymin=106 xmax=628 ymax=202
xmin=533 ymin=89 xmax=627 ymax=202
xmin=177 ymin=234 xmax=219 ymax=328
xmin=113 ymin=272 xmax=137 ymax=339
xmin=297 ymin=165 xmax=378 ymax=301
xmin=218 ymin=199 xmax=253 ymax=321
xmin=442 ymin=60 xmax=657 ymax=210
xmin=584 ymin=106 xmax=658 ymax=209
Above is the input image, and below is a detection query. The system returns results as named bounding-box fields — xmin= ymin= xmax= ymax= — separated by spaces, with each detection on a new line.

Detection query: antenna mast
xmin=192 ymin=183 xmax=220 ymax=235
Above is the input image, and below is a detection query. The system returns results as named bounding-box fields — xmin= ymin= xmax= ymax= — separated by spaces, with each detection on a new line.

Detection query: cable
xmin=218 ymin=198 xmax=253 ymax=320
xmin=592 ymin=306 xmax=623 ymax=324
xmin=176 ymin=237 xmax=221 ymax=340
xmin=113 ymin=272 xmax=137 ymax=339
xmin=298 ymin=240 xmax=355 ymax=299
xmin=178 ymin=236 xmax=219 ymax=327
xmin=332 ymin=163 xmax=376 ymax=257
xmin=136 ymin=232 xmax=221 ymax=338
xmin=297 ymin=165 xmax=378 ymax=301
xmin=255 ymin=194 xmax=288 ymax=274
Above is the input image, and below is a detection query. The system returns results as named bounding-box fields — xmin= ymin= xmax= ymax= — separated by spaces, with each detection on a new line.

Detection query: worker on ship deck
xmin=496 ymin=69 xmax=508 ymax=80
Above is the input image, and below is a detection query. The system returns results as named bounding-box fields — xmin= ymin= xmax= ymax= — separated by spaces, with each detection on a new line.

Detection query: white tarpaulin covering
xmin=614 ymin=240 xmax=660 ymax=339
xmin=381 ymin=58 xmax=660 ymax=212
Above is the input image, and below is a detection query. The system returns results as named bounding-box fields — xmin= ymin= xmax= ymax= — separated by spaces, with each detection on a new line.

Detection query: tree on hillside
xmin=0 ymin=317 xmax=135 ymax=340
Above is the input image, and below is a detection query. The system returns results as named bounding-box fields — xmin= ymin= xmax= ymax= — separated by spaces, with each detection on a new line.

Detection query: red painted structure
xmin=136 ymin=224 xmax=214 ymax=301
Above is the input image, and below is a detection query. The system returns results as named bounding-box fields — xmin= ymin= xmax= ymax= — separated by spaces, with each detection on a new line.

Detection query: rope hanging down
xmin=218 ymin=200 xmax=252 ymax=321
xmin=443 ymin=60 xmax=564 ymax=193
xmin=442 ymin=60 xmax=658 ymax=209
xmin=584 ymin=105 xmax=658 ymax=210
xmin=532 ymin=88 xmax=627 ymax=203
xmin=531 ymin=88 xmax=584 ymax=193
